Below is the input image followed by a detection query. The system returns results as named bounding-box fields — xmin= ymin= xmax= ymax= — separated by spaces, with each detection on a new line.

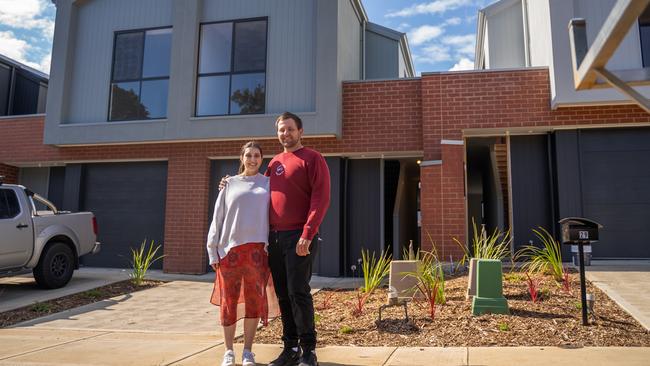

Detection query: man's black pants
xmin=268 ymin=230 xmax=318 ymax=352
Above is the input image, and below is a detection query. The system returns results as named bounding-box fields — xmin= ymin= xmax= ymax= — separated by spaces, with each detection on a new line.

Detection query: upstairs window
xmin=196 ymin=18 xmax=267 ymax=117
xmin=109 ymin=27 xmax=172 ymax=121
xmin=640 ymin=5 xmax=650 ymax=67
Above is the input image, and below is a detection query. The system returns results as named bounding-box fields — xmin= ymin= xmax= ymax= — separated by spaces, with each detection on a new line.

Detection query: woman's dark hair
xmin=238 ymin=141 xmax=263 ymax=174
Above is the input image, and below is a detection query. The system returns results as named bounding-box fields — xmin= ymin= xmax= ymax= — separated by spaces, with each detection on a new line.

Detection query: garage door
xmin=580 ymin=128 xmax=650 ymax=258
xmin=80 ymin=162 xmax=167 ymax=268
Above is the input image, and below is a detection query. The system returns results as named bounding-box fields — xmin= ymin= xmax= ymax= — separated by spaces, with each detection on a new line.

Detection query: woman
xmin=207 ymin=141 xmax=276 ymax=366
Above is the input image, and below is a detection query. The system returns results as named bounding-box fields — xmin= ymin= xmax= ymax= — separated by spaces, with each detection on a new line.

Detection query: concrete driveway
xmin=586 ymin=260 xmax=650 ymax=331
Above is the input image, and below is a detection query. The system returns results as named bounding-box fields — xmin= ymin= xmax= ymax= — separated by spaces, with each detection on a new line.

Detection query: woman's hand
xmin=211 ymin=263 xmax=219 ymax=272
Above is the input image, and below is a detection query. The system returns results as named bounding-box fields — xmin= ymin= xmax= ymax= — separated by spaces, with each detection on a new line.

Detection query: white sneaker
xmin=242 ymin=349 xmax=256 ymax=366
xmin=221 ymin=349 xmax=235 ymax=366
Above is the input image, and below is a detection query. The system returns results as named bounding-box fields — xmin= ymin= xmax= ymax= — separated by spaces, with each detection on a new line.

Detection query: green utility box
xmin=471 ymin=259 xmax=509 ymax=315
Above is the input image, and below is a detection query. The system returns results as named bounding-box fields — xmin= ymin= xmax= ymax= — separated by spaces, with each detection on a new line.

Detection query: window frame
xmin=107 ymin=25 xmax=173 ymax=122
xmin=0 ymin=188 xmax=22 ymax=220
xmin=195 ymin=17 xmax=268 ymax=117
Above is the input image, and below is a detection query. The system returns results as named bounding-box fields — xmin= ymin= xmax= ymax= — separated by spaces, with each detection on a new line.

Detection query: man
xmin=266 ymin=112 xmax=330 ymax=366
xmin=220 ymin=112 xmax=330 ymax=366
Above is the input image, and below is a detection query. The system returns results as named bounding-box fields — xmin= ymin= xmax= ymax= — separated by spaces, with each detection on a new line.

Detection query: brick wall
xmin=2 ymin=69 xmax=649 ymax=271
xmin=0 ymin=163 xmax=18 ymax=184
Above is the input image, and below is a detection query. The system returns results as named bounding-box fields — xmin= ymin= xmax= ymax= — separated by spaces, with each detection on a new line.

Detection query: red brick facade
xmin=0 ymin=163 xmax=18 ymax=184
xmin=1 ymin=68 xmax=648 ymax=272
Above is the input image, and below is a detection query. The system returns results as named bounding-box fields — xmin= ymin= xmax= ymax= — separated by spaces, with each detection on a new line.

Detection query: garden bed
xmin=0 ymin=280 xmax=163 ymax=328
xmin=254 ymin=272 xmax=650 ymax=347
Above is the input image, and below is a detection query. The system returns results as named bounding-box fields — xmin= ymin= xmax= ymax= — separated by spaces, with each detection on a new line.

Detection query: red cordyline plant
xmin=526 ymin=273 xmax=542 ymax=303
xmin=316 ymin=291 xmax=336 ymax=311
xmin=352 ymin=292 xmax=369 ymax=316
xmin=403 ymin=251 xmax=444 ymax=320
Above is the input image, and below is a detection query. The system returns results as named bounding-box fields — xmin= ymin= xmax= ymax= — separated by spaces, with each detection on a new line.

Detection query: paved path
xmin=586 ymin=260 xmax=650 ymax=331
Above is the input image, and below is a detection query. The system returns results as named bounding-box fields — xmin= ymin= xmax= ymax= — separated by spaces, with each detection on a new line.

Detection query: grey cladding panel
xmin=579 ymin=128 xmax=650 ymax=258
xmin=67 ymin=0 xmax=173 ymax=123
xmin=346 ymin=159 xmax=381 ymax=274
xmin=80 ymin=162 xmax=167 ymax=268
xmin=510 ymin=135 xmax=553 ymax=250
xmin=365 ymin=31 xmax=399 ymax=80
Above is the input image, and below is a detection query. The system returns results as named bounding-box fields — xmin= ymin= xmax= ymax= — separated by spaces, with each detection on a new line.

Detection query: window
xmin=0 ymin=189 xmax=20 ymax=220
xmin=109 ymin=27 xmax=172 ymax=121
xmin=196 ymin=18 xmax=267 ymax=117
xmin=639 ymin=5 xmax=650 ymax=67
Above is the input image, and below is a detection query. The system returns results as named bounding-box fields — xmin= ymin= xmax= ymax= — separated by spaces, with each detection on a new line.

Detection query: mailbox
xmin=558 ymin=217 xmax=603 ymax=245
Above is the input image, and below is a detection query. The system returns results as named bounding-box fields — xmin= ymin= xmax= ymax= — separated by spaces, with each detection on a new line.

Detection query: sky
xmin=0 ymin=0 xmax=492 ymax=76
xmin=363 ymin=0 xmax=492 ymax=74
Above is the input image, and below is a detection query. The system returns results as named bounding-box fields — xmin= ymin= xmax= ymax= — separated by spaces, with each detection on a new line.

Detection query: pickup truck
xmin=0 ymin=178 xmax=100 ymax=289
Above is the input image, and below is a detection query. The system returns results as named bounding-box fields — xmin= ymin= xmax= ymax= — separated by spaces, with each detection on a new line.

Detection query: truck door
xmin=0 ymin=187 xmax=33 ymax=269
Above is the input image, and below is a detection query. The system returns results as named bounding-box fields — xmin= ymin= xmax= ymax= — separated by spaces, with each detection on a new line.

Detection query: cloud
xmin=0 ymin=31 xmax=50 ymax=73
xmin=0 ymin=0 xmax=55 ymax=40
xmin=411 ymin=33 xmax=476 ymax=67
xmin=442 ymin=34 xmax=475 ymax=57
xmin=415 ymin=44 xmax=452 ymax=64
xmin=444 ymin=17 xmax=462 ymax=26
xmin=449 ymin=57 xmax=474 ymax=71
xmin=408 ymin=25 xmax=444 ymax=46
xmin=387 ymin=0 xmax=474 ymax=18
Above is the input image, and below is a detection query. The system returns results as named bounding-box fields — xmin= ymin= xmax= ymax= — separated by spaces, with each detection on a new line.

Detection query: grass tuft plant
xmin=339 ymin=325 xmax=353 ymax=334
xmin=515 ymin=227 xmax=564 ymax=282
xmin=453 ymin=218 xmax=511 ymax=266
xmin=130 ymin=239 xmax=164 ymax=286
xmin=352 ymin=249 xmax=391 ymax=315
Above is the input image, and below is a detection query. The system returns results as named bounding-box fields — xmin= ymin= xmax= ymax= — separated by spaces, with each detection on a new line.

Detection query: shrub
xmin=130 ymin=239 xmax=164 ymax=286
xmin=516 ymin=227 xmax=564 ymax=282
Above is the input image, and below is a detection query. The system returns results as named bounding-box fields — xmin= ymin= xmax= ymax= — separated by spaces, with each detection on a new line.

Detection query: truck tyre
xmin=33 ymin=242 xmax=75 ymax=289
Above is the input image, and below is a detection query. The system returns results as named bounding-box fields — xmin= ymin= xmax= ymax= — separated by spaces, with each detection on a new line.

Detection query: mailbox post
xmin=558 ymin=217 xmax=603 ymax=326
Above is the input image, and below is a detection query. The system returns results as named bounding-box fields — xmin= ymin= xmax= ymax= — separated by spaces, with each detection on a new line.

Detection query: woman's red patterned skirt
xmin=210 ymin=242 xmax=279 ymax=326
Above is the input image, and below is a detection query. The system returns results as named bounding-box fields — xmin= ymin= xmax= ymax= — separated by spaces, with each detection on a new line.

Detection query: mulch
xmin=254 ymin=271 xmax=650 ymax=347
xmin=0 ymin=280 xmax=163 ymax=328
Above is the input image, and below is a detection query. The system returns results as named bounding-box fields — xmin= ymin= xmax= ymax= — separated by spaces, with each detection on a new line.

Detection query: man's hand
xmin=218 ymin=175 xmax=231 ymax=191
xmin=296 ymin=237 xmax=312 ymax=256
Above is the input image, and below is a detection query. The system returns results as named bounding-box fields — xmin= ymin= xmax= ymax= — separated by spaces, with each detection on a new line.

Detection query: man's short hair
xmin=275 ymin=111 xmax=303 ymax=130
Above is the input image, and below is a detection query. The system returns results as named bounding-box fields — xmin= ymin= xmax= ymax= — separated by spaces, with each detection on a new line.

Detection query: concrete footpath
xmin=0 ymin=268 xmax=649 ymax=365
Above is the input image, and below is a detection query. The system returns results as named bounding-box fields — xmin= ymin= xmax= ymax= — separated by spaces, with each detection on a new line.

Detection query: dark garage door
xmin=580 ymin=128 xmax=650 ymax=258
xmin=81 ymin=162 xmax=167 ymax=268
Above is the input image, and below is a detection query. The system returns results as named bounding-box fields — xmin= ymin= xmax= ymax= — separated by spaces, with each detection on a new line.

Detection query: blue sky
xmin=0 ymin=0 xmax=491 ymax=76
xmin=363 ymin=0 xmax=491 ymax=74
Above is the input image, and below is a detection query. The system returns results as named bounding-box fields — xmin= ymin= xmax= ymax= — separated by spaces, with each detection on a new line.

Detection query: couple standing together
xmin=206 ymin=112 xmax=330 ymax=366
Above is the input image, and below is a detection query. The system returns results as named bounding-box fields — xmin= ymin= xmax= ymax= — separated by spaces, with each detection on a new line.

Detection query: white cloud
xmin=449 ymin=57 xmax=474 ymax=71
xmin=442 ymin=34 xmax=475 ymax=57
xmin=396 ymin=23 xmax=411 ymax=32
xmin=0 ymin=31 xmax=50 ymax=73
xmin=408 ymin=25 xmax=444 ymax=46
xmin=444 ymin=17 xmax=462 ymax=26
xmin=0 ymin=0 xmax=55 ymax=40
xmin=387 ymin=0 xmax=474 ymax=18
xmin=415 ymin=44 xmax=452 ymax=64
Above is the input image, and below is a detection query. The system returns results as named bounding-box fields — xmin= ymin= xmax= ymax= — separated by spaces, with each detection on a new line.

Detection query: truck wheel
xmin=33 ymin=242 xmax=75 ymax=289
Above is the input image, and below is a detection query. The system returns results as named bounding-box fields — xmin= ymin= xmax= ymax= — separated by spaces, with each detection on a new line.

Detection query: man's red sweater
xmin=265 ymin=147 xmax=331 ymax=240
